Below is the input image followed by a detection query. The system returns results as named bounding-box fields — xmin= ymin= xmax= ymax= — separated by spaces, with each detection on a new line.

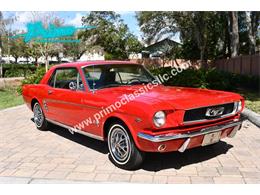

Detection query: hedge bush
xmin=2 ymin=64 xmax=37 ymax=78
xmin=150 ymin=67 xmax=259 ymax=91
xmin=16 ymin=66 xmax=259 ymax=94
xmin=17 ymin=67 xmax=46 ymax=94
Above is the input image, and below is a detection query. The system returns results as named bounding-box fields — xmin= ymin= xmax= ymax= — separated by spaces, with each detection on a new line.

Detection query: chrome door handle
xmin=48 ymin=90 xmax=53 ymax=95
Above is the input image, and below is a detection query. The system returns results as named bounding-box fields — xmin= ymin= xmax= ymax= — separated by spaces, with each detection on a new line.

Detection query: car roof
xmin=52 ymin=60 xmax=139 ymax=69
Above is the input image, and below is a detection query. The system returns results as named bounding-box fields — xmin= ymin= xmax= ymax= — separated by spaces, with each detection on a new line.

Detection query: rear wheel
xmin=33 ymin=102 xmax=49 ymax=131
xmin=107 ymin=122 xmax=145 ymax=170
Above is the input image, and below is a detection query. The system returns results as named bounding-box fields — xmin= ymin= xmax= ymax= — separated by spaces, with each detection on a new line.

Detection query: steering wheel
xmin=69 ymin=81 xmax=77 ymax=90
xmin=127 ymin=78 xmax=142 ymax=85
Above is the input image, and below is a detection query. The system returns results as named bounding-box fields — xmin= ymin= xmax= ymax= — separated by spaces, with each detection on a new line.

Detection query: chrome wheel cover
xmin=33 ymin=103 xmax=44 ymax=128
xmin=108 ymin=125 xmax=131 ymax=165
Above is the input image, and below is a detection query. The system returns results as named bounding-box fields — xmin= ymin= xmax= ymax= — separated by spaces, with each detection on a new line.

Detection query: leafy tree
xmin=9 ymin=36 xmax=27 ymax=63
xmin=81 ymin=11 xmax=142 ymax=60
xmin=27 ymin=42 xmax=42 ymax=65
xmin=137 ymin=11 xmax=260 ymax=63
xmin=137 ymin=12 xmax=228 ymax=64
xmin=27 ymin=12 xmax=65 ymax=71
xmin=63 ymin=34 xmax=88 ymax=61
xmin=0 ymin=12 xmax=4 ymax=51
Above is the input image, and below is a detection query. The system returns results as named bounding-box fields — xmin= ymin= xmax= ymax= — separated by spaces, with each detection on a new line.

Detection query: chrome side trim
xmin=137 ymin=118 xmax=245 ymax=143
xmin=46 ymin=118 xmax=104 ymax=141
xmin=44 ymin=99 xmax=101 ymax=110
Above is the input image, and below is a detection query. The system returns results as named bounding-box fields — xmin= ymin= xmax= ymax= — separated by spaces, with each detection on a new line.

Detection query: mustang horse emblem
xmin=206 ymin=107 xmax=225 ymax=117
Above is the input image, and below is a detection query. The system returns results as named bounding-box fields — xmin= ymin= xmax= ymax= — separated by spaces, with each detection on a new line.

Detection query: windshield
xmin=83 ymin=64 xmax=155 ymax=90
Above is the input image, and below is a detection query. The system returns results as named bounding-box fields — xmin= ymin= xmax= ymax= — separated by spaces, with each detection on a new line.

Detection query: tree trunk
xmin=251 ymin=12 xmax=260 ymax=53
xmin=35 ymin=57 xmax=38 ymax=66
xmin=45 ymin=55 xmax=49 ymax=73
xmin=245 ymin=12 xmax=256 ymax=54
xmin=229 ymin=12 xmax=240 ymax=57
xmin=200 ymin=48 xmax=208 ymax=69
xmin=225 ymin=12 xmax=232 ymax=58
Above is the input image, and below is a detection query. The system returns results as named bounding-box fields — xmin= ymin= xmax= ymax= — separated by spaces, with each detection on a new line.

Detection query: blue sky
xmin=2 ymin=11 xmax=141 ymax=38
xmin=2 ymin=11 xmax=180 ymax=43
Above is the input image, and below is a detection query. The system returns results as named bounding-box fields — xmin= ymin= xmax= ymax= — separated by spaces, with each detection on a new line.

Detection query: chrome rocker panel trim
xmin=137 ymin=118 xmax=245 ymax=143
xmin=46 ymin=118 xmax=104 ymax=141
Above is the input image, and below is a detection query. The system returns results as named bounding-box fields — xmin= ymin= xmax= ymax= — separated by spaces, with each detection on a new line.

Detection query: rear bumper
xmin=137 ymin=117 xmax=246 ymax=153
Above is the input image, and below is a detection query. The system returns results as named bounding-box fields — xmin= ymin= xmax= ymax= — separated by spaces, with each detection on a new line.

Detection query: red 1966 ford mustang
xmin=22 ymin=61 xmax=245 ymax=170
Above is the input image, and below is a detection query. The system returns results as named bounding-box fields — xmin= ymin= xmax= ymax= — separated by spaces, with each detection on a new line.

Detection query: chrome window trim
xmin=81 ymin=63 xmax=155 ymax=92
xmin=46 ymin=118 xmax=104 ymax=141
xmin=137 ymin=117 xmax=245 ymax=143
xmin=48 ymin=67 xmax=87 ymax=92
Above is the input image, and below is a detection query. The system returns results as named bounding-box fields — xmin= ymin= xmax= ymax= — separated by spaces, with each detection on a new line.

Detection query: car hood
xmin=98 ymin=85 xmax=242 ymax=110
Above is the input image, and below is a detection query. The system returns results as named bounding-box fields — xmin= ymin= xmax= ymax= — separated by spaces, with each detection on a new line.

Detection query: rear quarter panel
xmin=22 ymin=84 xmax=48 ymax=110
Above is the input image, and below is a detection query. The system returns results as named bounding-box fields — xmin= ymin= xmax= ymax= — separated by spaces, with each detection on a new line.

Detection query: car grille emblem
xmin=205 ymin=107 xmax=225 ymax=117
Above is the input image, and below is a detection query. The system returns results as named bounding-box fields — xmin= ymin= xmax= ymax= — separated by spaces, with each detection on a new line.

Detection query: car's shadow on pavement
xmin=32 ymin=119 xmax=233 ymax=171
xmin=141 ymin=142 xmax=233 ymax=171
xmin=32 ymin=119 xmax=109 ymax=154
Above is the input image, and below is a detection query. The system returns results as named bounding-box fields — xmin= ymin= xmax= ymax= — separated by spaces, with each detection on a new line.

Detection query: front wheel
xmin=33 ymin=102 xmax=49 ymax=131
xmin=107 ymin=122 xmax=145 ymax=170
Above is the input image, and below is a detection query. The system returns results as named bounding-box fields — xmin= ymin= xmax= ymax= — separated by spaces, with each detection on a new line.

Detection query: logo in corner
xmin=11 ymin=21 xmax=96 ymax=43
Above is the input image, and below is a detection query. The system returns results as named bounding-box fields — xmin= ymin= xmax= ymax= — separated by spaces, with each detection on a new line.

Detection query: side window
xmin=50 ymin=68 xmax=84 ymax=91
xmin=84 ymin=66 xmax=102 ymax=90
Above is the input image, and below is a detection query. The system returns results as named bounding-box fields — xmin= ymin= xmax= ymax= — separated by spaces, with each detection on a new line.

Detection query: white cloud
xmin=67 ymin=13 xmax=84 ymax=27
xmin=15 ymin=12 xmax=33 ymax=23
xmin=9 ymin=12 xmax=51 ymax=31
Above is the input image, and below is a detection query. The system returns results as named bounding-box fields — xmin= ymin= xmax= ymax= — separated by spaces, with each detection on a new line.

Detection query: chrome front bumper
xmin=137 ymin=118 xmax=245 ymax=143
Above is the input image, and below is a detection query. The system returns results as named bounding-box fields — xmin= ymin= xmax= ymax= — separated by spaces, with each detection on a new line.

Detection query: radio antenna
xmin=92 ymin=65 xmax=95 ymax=93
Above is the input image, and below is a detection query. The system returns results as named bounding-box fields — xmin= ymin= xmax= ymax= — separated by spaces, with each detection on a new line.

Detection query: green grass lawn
xmin=0 ymin=88 xmax=24 ymax=110
xmin=236 ymin=89 xmax=260 ymax=114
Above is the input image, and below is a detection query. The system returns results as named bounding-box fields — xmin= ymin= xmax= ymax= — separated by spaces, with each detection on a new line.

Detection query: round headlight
xmin=153 ymin=111 xmax=166 ymax=127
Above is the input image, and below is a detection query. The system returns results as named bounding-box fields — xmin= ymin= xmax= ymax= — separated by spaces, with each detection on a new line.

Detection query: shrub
xmin=2 ymin=64 xmax=37 ymax=78
xmin=150 ymin=67 xmax=259 ymax=91
xmin=17 ymin=67 xmax=46 ymax=94
xmin=5 ymin=68 xmax=33 ymax=77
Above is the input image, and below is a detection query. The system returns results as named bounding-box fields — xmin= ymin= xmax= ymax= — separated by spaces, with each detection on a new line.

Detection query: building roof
xmin=144 ymin=38 xmax=181 ymax=54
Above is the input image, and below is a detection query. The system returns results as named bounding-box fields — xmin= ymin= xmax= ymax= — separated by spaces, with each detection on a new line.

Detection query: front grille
xmin=184 ymin=102 xmax=235 ymax=123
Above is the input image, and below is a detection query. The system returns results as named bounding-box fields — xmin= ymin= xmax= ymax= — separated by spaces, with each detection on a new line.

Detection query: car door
xmin=44 ymin=67 xmax=88 ymax=127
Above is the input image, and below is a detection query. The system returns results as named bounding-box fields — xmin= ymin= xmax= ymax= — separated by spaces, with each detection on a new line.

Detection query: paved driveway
xmin=0 ymin=105 xmax=260 ymax=184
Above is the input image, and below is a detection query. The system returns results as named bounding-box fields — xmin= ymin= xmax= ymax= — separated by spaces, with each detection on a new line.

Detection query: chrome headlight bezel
xmin=153 ymin=111 xmax=166 ymax=127
xmin=237 ymin=100 xmax=242 ymax=112
xmin=234 ymin=100 xmax=242 ymax=113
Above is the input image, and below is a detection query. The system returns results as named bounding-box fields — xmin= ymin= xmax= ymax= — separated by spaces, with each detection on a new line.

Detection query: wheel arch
xmin=103 ymin=115 xmax=135 ymax=141
xmin=31 ymin=98 xmax=40 ymax=110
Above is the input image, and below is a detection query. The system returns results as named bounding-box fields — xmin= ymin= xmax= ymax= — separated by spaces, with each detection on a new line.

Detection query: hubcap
xmin=108 ymin=126 xmax=131 ymax=164
xmin=34 ymin=103 xmax=44 ymax=128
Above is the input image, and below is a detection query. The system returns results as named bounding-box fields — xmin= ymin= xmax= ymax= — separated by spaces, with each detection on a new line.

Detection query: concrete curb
xmin=242 ymin=108 xmax=260 ymax=128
